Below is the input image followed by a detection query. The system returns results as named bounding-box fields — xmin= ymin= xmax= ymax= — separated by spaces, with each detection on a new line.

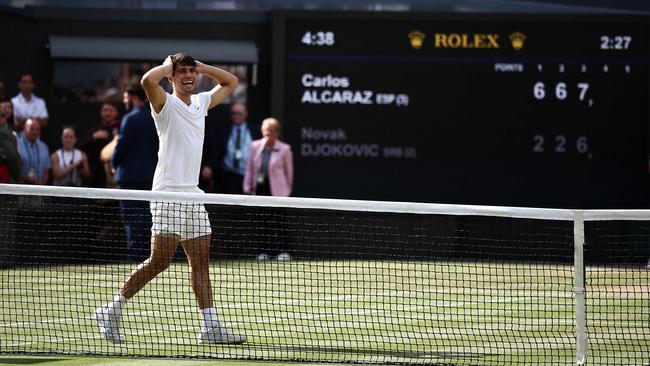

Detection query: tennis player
xmin=95 ymin=53 xmax=246 ymax=344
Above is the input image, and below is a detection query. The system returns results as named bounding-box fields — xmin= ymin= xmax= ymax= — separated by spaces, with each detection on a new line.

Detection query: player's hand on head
xmin=195 ymin=60 xmax=205 ymax=74
xmin=163 ymin=55 xmax=173 ymax=76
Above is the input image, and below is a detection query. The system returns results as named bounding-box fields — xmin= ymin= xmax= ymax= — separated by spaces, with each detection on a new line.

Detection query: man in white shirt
xmin=11 ymin=73 xmax=49 ymax=130
xmin=94 ymin=53 xmax=245 ymax=344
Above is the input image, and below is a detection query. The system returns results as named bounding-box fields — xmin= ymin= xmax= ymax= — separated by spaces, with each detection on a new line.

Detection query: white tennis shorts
xmin=150 ymin=186 xmax=212 ymax=240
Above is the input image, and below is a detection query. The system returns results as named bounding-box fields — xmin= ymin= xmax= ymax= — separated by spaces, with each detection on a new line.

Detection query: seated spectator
xmin=79 ymin=102 xmax=120 ymax=188
xmin=17 ymin=119 xmax=50 ymax=185
xmin=51 ymin=126 xmax=90 ymax=187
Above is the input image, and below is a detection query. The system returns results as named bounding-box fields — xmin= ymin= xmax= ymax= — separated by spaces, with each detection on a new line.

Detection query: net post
xmin=573 ymin=210 xmax=587 ymax=365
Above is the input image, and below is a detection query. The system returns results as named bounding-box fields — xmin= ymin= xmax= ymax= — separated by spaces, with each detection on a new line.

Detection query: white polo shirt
xmin=11 ymin=93 xmax=49 ymax=120
xmin=151 ymin=92 xmax=211 ymax=191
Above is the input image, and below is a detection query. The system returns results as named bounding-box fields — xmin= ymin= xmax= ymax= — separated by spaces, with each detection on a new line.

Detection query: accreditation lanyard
xmin=60 ymin=150 xmax=75 ymax=169
xmin=21 ymin=136 xmax=40 ymax=179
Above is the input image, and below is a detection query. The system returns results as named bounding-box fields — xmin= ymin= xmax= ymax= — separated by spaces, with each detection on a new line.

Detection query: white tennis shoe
xmin=198 ymin=326 xmax=247 ymax=344
xmin=276 ymin=252 xmax=292 ymax=261
xmin=94 ymin=305 xmax=124 ymax=343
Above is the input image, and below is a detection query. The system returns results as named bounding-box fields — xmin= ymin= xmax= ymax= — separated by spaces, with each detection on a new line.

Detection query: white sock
xmin=108 ymin=294 xmax=127 ymax=315
xmin=200 ymin=307 xmax=221 ymax=329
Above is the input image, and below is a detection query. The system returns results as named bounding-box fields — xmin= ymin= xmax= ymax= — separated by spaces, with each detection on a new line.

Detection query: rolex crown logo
xmin=509 ymin=31 xmax=526 ymax=51
xmin=408 ymin=30 xmax=426 ymax=49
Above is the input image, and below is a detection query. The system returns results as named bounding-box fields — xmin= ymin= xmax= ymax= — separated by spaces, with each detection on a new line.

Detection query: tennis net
xmin=0 ymin=184 xmax=648 ymax=365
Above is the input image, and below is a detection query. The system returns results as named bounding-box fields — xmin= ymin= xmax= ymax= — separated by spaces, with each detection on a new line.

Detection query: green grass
xmin=1 ymin=261 xmax=648 ymax=365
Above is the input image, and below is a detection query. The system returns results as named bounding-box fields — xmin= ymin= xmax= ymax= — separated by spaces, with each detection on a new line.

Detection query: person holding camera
xmin=51 ymin=126 xmax=89 ymax=187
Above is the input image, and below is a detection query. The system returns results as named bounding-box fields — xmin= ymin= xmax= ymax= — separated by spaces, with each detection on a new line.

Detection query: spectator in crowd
xmin=112 ymin=85 xmax=158 ymax=262
xmin=0 ymin=99 xmax=15 ymax=131
xmin=51 ymin=126 xmax=90 ymax=187
xmin=0 ymin=103 xmax=21 ymax=183
xmin=243 ymin=117 xmax=294 ymax=261
xmin=17 ymin=119 xmax=50 ymax=185
xmin=243 ymin=118 xmax=293 ymax=197
xmin=12 ymin=73 xmax=49 ymax=131
xmin=80 ymin=102 xmax=120 ymax=188
xmin=202 ymin=102 xmax=260 ymax=194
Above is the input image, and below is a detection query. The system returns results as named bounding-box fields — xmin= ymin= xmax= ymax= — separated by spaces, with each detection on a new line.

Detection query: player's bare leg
xmin=182 ymin=234 xmax=246 ymax=344
xmin=182 ymin=234 xmax=213 ymax=308
xmin=95 ymin=234 xmax=179 ymax=343
xmin=122 ymin=234 xmax=179 ymax=298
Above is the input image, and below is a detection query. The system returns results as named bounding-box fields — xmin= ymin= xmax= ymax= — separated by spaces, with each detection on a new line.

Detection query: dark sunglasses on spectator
xmin=231 ymin=111 xmax=244 ymax=116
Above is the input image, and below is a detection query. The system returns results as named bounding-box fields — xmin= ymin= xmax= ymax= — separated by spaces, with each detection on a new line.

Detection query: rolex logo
xmin=408 ymin=30 xmax=426 ymax=49
xmin=509 ymin=31 xmax=526 ymax=50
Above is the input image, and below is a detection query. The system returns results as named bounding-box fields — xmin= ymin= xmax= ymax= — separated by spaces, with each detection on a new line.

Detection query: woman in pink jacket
xmin=243 ymin=118 xmax=294 ymax=261
xmin=243 ymin=117 xmax=293 ymax=197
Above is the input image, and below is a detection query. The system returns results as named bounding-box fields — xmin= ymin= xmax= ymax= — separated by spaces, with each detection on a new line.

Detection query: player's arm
xmin=141 ymin=56 xmax=173 ymax=113
xmin=195 ymin=61 xmax=238 ymax=109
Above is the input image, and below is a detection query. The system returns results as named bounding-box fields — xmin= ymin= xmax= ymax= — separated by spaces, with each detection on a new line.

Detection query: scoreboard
xmin=271 ymin=12 xmax=650 ymax=208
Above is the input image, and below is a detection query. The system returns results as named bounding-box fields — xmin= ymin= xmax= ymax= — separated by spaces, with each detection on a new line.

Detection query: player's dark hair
xmin=127 ymin=85 xmax=147 ymax=102
xmin=170 ymin=53 xmax=196 ymax=75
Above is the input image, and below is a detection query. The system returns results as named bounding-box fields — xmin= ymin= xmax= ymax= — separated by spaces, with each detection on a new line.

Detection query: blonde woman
xmin=243 ymin=117 xmax=293 ymax=197
xmin=244 ymin=118 xmax=294 ymax=261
